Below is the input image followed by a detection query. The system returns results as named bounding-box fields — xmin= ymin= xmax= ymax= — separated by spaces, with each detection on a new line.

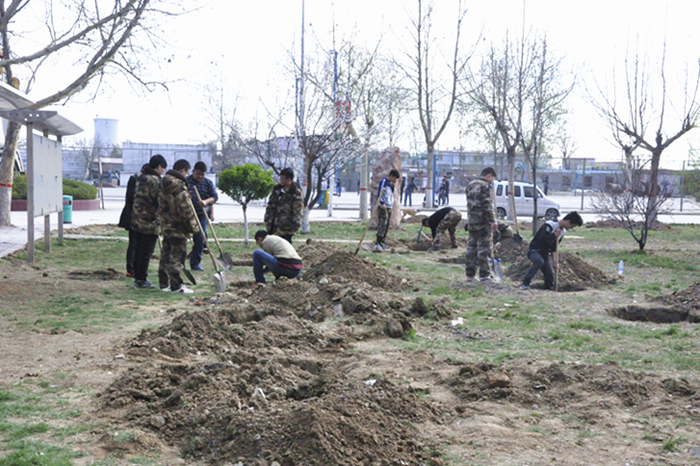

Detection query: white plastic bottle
xmin=618 ymin=260 xmax=624 ymax=276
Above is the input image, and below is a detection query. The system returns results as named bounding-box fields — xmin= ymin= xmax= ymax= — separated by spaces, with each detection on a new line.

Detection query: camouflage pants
xmin=159 ymin=236 xmax=188 ymax=290
xmin=465 ymin=228 xmax=493 ymax=279
xmin=434 ymin=209 xmax=462 ymax=247
xmin=376 ymin=206 xmax=391 ymax=244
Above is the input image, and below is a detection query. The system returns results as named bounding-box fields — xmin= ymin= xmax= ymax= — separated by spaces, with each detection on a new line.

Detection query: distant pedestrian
xmin=400 ymin=176 xmax=406 ymax=203
xmin=375 ymin=169 xmax=400 ymax=250
xmin=404 ymin=177 xmax=416 ymax=206
xmin=336 ymin=178 xmax=342 ymax=196
xmin=465 ymin=167 xmax=498 ymax=282
xmin=131 ymin=155 xmax=167 ymax=289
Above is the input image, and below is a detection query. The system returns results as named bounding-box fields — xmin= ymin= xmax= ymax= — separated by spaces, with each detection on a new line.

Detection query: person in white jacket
xmin=252 ymin=230 xmax=303 ymax=285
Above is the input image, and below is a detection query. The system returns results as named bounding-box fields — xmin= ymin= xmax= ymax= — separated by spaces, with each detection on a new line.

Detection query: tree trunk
xmin=0 ymin=122 xmax=21 ymax=226
xmin=243 ymin=206 xmax=249 ymax=246
xmin=302 ymin=206 xmax=310 ymax=234
xmin=507 ymin=148 xmax=517 ymax=221
xmin=426 ymin=143 xmax=435 ymax=207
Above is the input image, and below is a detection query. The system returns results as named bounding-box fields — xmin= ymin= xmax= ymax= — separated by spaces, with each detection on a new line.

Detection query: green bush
xmin=12 ymin=175 xmax=97 ymax=200
xmin=62 ymin=179 xmax=97 ymax=200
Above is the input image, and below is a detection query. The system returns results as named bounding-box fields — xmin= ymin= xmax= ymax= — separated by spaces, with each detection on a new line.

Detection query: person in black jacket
xmin=118 ymin=164 xmax=147 ymax=277
xmin=519 ymin=211 xmax=583 ymax=290
xmin=421 ymin=206 xmax=462 ymax=252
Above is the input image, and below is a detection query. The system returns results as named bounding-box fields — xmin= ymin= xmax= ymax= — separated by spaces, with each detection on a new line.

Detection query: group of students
xmin=119 ymin=155 xmax=218 ymax=294
xmin=375 ymin=166 xmax=584 ymax=290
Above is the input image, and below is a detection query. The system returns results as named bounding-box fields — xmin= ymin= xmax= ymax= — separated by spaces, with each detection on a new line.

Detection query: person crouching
xmin=253 ymin=230 xmax=303 ymax=285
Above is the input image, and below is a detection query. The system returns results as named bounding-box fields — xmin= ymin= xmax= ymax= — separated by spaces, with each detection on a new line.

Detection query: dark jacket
xmin=264 ymin=182 xmax=303 ymax=237
xmin=118 ymin=173 xmax=138 ymax=230
xmin=158 ymin=170 xmax=199 ymax=240
xmin=426 ymin=207 xmax=455 ymax=238
xmin=528 ymin=220 xmax=564 ymax=256
xmin=131 ymin=166 xmax=162 ymax=236
xmin=186 ymin=174 xmax=218 ymax=218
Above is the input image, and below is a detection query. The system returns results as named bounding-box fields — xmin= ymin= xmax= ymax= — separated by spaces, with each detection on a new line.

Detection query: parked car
xmin=494 ymin=181 xmax=559 ymax=219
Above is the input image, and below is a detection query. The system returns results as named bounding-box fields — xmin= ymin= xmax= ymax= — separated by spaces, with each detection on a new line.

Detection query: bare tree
xmin=464 ymin=32 xmax=532 ymax=221
xmin=200 ymin=78 xmax=245 ymax=171
xmin=552 ymin=118 xmax=579 ymax=170
xmin=0 ymin=0 xmax=183 ymax=226
xmin=400 ymin=0 xmax=470 ymax=207
xmin=519 ymin=37 xmax=573 ymax=233
xmin=590 ymin=158 xmax=673 ymax=251
xmin=589 ymin=42 xmax=700 ymax=205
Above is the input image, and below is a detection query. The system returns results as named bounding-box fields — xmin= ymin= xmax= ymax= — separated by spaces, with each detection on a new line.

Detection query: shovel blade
xmin=217 ymin=257 xmax=232 ymax=271
xmin=213 ymin=272 xmax=226 ymax=292
xmin=183 ymin=268 xmax=197 ymax=285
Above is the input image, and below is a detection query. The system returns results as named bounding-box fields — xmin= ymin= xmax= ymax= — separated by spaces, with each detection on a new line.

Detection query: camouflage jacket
xmin=264 ymin=182 xmax=303 ymax=236
xmin=131 ymin=166 xmax=162 ymax=236
xmin=158 ymin=170 xmax=199 ymax=240
xmin=466 ymin=177 xmax=496 ymax=230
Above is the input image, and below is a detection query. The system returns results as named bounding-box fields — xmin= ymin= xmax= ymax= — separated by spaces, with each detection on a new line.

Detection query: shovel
xmin=158 ymin=236 xmax=196 ymax=285
xmin=187 ymin=196 xmax=225 ymax=292
xmin=355 ymin=186 xmax=385 ymax=255
xmin=193 ymin=186 xmax=234 ymax=270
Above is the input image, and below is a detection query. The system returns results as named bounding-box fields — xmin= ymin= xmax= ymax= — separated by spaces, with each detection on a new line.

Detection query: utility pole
xmin=328 ymin=50 xmax=338 ymax=217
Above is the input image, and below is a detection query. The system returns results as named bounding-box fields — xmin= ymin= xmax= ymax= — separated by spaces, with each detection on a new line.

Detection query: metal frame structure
xmin=0 ymin=81 xmax=82 ymax=262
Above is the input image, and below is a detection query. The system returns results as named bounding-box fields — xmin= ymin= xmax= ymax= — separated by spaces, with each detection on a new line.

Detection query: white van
xmin=494 ymin=181 xmax=560 ymax=219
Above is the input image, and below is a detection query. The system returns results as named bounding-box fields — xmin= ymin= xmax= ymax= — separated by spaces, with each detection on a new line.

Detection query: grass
xmin=3 ymin=221 xmax=700 ymax=463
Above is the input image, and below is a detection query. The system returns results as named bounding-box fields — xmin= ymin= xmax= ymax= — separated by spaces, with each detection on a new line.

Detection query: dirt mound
xmin=607 ymin=282 xmax=700 ymax=323
xmin=652 ymin=282 xmax=700 ymax=311
xmin=67 ymin=223 xmax=121 ymax=235
xmin=446 ymin=360 xmax=699 ymax=410
xmin=506 ymin=251 xmax=613 ymax=291
xmin=102 ymin=313 xmax=441 ymax=465
xmin=585 ymin=218 xmax=674 ymax=231
xmin=299 ymin=240 xmax=408 ymax=290
xmin=436 ymin=237 xmax=526 ymax=265
xmin=67 ymin=268 xmax=122 ymax=280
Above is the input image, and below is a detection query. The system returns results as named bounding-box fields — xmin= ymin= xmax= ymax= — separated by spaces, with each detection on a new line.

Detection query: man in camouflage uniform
xmin=465 ymin=167 xmax=499 ymax=281
xmin=131 ymin=155 xmax=167 ymax=289
xmin=422 ymin=206 xmax=462 ymax=252
xmin=264 ymin=167 xmax=303 ymax=244
xmin=158 ymin=159 xmax=199 ymax=294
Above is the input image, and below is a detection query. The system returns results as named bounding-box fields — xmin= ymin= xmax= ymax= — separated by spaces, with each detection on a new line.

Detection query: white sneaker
xmin=172 ymin=286 xmax=194 ymax=294
xmin=374 ymin=243 xmax=384 ymax=250
xmin=160 ymin=286 xmax=171 ymax=292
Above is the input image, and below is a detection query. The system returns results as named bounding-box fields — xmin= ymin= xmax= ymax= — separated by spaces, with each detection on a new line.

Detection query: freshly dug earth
xmin=299 ymin=240 xmax=409 ymax=290
xmin=608 ymin=282 xmax=700 ymax=324
xmin=652 ymin=282 xmax=700 ymax=311
xmin=507 ymin=250 xmax=613 ymax=291
xmin=102 ymin=312 xmax=441 ymax=466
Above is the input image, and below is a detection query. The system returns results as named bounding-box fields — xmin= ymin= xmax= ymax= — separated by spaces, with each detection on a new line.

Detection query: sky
xmin=28 ymin=0 xmax=700 ymax=169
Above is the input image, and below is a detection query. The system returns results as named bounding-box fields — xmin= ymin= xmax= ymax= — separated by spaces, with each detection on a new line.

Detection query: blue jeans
xmin=404 ymin=192 xmax=412 ymax=206
xmin=253 ymin=249 xmax=301 ymax=284
xmin=190 ymin=214 xmax=208 ymax=267
xmin=523 ymin=249 xmax=554 ymax=290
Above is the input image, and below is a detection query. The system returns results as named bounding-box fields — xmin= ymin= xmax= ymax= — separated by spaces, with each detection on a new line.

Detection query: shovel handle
xmin=193 ymin=186 xmax=226 ymax=257
xmin=187 ymin=195 xmax=222 ymax=275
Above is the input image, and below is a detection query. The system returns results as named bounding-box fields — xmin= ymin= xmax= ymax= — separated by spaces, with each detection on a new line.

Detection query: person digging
xmin=519 ymin=211 xmax=583 ymax=291
xmin=252 ymin=230 xmax=303 ymax=285
xmin=422 ymin=206 xmax=462 ymax=252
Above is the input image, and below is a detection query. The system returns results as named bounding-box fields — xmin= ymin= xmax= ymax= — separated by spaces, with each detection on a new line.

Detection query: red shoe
xmin=126 ymin=271 xmax=135 ymax=278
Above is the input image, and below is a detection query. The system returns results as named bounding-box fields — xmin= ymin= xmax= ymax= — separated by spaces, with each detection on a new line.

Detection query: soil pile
xmin=67 ymin=268 xmax=122 ymax=280
xmin=299 ymin=241 xmax=407 ymax=290
xmin=446 ymin=360 xmax=699 ymax=411
xmin=507 ymin=250 xmax=613 ymax=291
xmin=652 ymin=282 xmax=700 ymax=311
xmin=102 ymin=313 xmax=441 ymax=466
xmin=585 ymin=219 xmax=674 ymax=231
xmin=436 ymin=236 xmax=526 ymax=265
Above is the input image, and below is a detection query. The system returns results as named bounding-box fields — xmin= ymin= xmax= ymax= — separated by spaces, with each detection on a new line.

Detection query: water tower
xmin=93 ymin=118 xmax=119 ymax=149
